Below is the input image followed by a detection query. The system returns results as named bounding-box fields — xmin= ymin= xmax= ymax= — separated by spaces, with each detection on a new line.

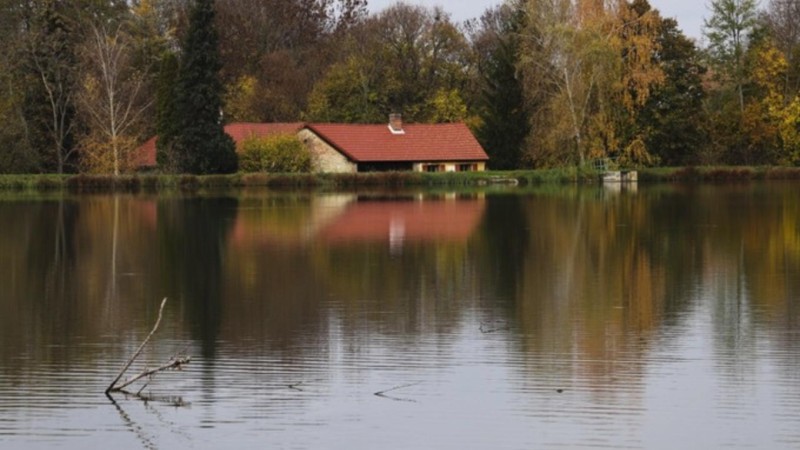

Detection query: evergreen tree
xmin=640 ymin=18 xmax=708 ymax=166
xmin=476 ymin=2 xmax=529 ymax=170
xmin=171 ymin=0 xmax=237 ymax=174
xmin=155 ymin=51 xmax=180 ymax=169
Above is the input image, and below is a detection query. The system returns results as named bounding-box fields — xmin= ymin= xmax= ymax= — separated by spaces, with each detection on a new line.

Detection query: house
xmin=135 ymin=115 xmax=488 ymax=173
xmin=301 ymin=114 xmax=488 ymax=173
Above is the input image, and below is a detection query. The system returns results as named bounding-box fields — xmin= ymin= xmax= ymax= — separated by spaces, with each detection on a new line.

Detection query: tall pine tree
xmin=170 ymin=0 xmax=236 ymax=174
xmin=155 ymin=51 xmax=180 ymax=169
xmin=476 ymin=2 xmax=529 ymax=170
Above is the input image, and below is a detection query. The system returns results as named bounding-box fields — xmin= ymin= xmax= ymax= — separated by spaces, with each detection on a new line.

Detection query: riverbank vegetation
xmin=2 ymin=166 xmax=800 ymax=193
xmin=1 ymin=0 xmax=800 ymax=175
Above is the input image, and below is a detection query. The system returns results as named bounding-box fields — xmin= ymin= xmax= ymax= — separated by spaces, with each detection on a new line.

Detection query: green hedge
xmin=239 ymin=134 xmax=311 ymax=173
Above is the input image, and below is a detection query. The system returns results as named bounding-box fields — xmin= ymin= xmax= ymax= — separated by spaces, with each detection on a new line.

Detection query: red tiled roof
xmin=305 ymin=123 xmax=488 ymax=162
xmin=135 ymin=122 xmax=306 ymax=167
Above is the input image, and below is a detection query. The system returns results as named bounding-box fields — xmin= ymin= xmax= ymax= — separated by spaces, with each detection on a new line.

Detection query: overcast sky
xmin=366 ymin=0 xmax=707 ymax=41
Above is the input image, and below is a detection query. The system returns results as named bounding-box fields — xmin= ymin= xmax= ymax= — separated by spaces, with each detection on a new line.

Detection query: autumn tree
xmin=520 ymin=0 xmax=613 ymax=166
xmin=763 ymin=0 xmax=800 ymax=98
xmin=606 ymin=0 xmax=664 ymax=167
xmin=520 ymin=0 xmax=664 ymax=167
xmin=216 ymin=0 xmax=368 ymax=121
xmin=744 ymin=37 xmax=800 ymax=164
xmin=306 ymin=3 xmax=472 ymax=124
xmin=76 ymin=23 xmax=153 ymax=175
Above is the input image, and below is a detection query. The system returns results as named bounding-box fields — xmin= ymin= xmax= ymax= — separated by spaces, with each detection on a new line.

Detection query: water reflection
xmin=157 ymin=196 xmax=238 ymax=357
xmin=0 ymin=184 xmax=799 ymax=449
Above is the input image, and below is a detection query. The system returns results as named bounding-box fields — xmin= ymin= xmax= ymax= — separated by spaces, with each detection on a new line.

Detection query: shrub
xmin=239 ymin=134 xmax=312 ymax=173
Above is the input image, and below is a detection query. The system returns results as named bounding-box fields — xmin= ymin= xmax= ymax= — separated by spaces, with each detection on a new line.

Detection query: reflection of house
xmin=135 ymin=115 xmax=488 ymax=173
xmin=229 ymin=195 xmax=486 ymax=248
xmin=318 ymin=197 xmax=486 ymax=245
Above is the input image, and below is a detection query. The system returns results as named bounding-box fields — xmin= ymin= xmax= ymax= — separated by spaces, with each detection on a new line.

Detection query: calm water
xmin=1 ymin=183 xmax=799 ymax=449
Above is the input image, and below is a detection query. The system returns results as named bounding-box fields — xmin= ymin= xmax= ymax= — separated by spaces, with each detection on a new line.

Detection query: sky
xmin=366 ymin=0 xmax=707 ymax=41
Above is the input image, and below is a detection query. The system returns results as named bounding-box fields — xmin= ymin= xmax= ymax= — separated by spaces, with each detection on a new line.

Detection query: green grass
xmin=638 ymin=166 xmax=800 ymax=182
xmin=0 ymin=166 xmax=798 ymax=193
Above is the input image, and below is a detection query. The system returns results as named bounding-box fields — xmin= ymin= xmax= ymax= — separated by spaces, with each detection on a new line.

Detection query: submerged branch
xmin=106 ymin=298 xmax=190 ymax=395
xmin=111 ymin=356 xmax=191 ymax=393
xmin=374 ymin=382 xmax=422 ymax=402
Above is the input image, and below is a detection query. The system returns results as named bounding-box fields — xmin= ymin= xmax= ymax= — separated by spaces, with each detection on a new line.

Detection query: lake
xmin=1 ymin=183 xmax=799 ymax=449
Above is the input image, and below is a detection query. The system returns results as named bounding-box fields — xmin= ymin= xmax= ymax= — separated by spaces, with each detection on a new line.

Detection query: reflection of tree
xmin=220 ymin=195 xmax=488 ymax=348
xmin=19 ymin=197 xmax=81 ymax=345
xmin=474 ymin=195 xmax=530 ymax=308
xmin=501 ymin=183 xmax=800 ymax=398
xmin=511 ymin=187 xmax=676 ymax=392
xmin=157 ymin=196 xmax=238 ymax=358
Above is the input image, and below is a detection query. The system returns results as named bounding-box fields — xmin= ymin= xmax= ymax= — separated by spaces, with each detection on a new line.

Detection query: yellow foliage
xmin=79 ymin=133 xmax=140 ymax=174
xmin=750 ymin=39 xmax=800 ymax=164
xmin=224 ymin=75 xmax=261 ymax=122
xmin=429 ymin=89 xmax=468 ymax=123
xmin=618 ymin=137 xmax=658 ymax=168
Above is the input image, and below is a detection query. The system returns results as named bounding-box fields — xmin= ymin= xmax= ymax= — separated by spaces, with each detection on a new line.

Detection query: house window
xmin=425 ymin=164 xmax=442 ymax=172
xmin=458 ymin=163 xmax=476 ymax=172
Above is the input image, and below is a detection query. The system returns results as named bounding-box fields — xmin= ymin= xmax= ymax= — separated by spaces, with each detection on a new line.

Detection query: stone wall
xmin=298 ymin=129 xmax=357 ymax=174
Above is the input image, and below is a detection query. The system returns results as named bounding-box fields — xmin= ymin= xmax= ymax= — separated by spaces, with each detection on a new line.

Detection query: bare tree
xmin=77 ymin=23 xmax=153 ymax=175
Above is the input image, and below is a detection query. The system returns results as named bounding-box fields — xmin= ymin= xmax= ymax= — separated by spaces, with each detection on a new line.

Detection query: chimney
xmin=388 ymin=113 xmax=404 ymax=134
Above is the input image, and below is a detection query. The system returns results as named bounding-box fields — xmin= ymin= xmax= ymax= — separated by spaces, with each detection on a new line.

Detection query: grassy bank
xmin=0 ymin=166 xmax=798 ymax=192
xmin=638 ymin=166 xmax=800 ymax=182
xmin=0 ymin=168 xmax=597 ymax=193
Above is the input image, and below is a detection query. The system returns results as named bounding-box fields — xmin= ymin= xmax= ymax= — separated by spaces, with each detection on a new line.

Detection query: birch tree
xmin=521 ymin=0 xmax=618 ymax=165
xmin=77 ymin=24 xmax=153 ymax=175
xmin=704 ymin=0 xmax=758 ymax=113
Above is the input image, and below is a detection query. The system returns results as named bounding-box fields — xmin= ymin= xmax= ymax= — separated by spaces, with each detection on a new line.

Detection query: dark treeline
xmin=1 ymin=0 xmax=799 ymax=174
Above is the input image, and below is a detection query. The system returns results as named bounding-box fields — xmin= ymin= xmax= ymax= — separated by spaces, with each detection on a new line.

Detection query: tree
xmin=155 ymin=51 xmax=180 ymax=168
xmin=23 ymin=0 xmax=78 ymax=174
xmin=519 ymin=0 xmax=665 ymax=168
xmin=215 ymin=0 xmax=368 ymax=121
xmin=473 ymin=2 xmax=530 ymax=170
xmin=763 ymin=0 xmax=800 ymax=98
xmin=306 ymin=4 xmax=472 ymax=124
xmin=605 ymin=0 xmax=665 ymax=167
xmin=521 ymin=0 xmax=619 ymax=166
xmin=704 ymin=0 xmax=758 ymax=113
xmin=0 ymin=0 xmax=37 ymax=172
xmin=639 ymin=17 xmax=708 ymax=166
xmin=76 ymin=23 xmax=153 ymax=175
xmin=169 ymin=0 xmax=237 ymax=174
xmin=746 ymin=37 xmax=800 ymax=164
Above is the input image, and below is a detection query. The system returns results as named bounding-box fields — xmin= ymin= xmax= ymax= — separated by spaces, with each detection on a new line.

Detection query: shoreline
xmin=0 ymin=166 xmax=799 ymax=193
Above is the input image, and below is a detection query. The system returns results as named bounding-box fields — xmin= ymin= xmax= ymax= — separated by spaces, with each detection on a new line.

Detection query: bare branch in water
xmin=106 ymin=298 xmax=190 ymax=395
xmin=374 ymin=382 xmax=422 ymax=402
